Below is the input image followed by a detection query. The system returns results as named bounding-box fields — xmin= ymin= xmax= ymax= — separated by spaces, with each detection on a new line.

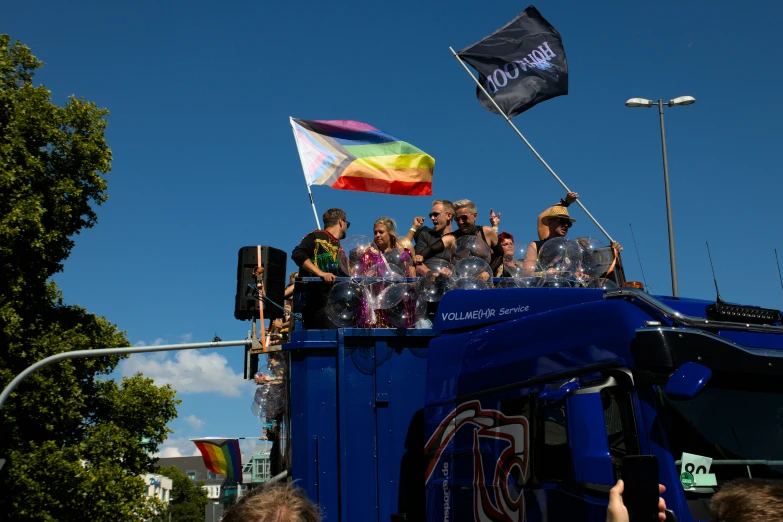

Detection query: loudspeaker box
xmin=234 ymin=246 xmax=287 ymax=321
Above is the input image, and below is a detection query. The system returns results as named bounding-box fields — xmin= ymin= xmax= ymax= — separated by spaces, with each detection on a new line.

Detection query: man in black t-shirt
xmin=411 ymin=199 xmax=455 ymax=276
xmin=291 ymin=208 xmax=349 ymax=328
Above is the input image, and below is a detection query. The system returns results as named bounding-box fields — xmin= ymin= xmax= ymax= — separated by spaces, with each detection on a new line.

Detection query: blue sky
xmin=6 ymin=0 xmax=782 ymax=456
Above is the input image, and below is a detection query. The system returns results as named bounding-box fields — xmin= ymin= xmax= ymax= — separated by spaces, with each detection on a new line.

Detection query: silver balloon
xmin=375 ymin=282 xmax=407 ymax=310
xmin=379 ymin=262 xmax=405 ymax=282
xmin=386 ymin=283 xmax=427 ymax=328
xmin=537 ymin=237 xmax=582 ymax=278
xmin=512 ymin=243 xmax=537 ymax=276
xmin=454 ymin=256 xmax=492 ymax=280
xmin=338 ymin=235 xmax=375 ymax=277
xmin=383 ymin=248 xmax=413 ymax=277
xmin=448 ymin=277 xmax=490 ymax=291
xmin=537 ymin=275 xmax=572 ymax=288
xmin=587 ymin=278 xmax=619 ymax=290
xmin=326 ymin=281 xmax=364 ymax=326
xmin=454 ymin=235 xmax=491 ymax=263
xmin=577 ymin=237 xmax=615 ymax=279
xmin=416 ymin=258 xmax=452 ymax=302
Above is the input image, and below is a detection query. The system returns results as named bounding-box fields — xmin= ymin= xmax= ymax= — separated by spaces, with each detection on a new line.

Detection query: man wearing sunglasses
xmin=414 ymin=200 xmax=503 ymax=276
xmin=411 ymin=200 xmax=455 ymax=276
xmin=522 ymin=204 xmax=578 ymax=277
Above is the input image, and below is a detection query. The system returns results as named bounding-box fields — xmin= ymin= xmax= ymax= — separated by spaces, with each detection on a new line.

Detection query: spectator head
xmin=453 ymin=199 xmax=478 ymax=234
xmin=222 ymin=483 xmax=321 ymax=522
xmin=710 ymin=479 xmax=783 ymax=522
xmin=322 ymin=208 xmax=349 ymax=239
xmin=289 ymin=272 xmax=298 ymax=285
xmin=430 ymin=199 xmax=454 ymax=234
xmin=498 ymin=232 xmax=515 ymax=259
xmin=373 ymin=216 xmax=398 ymax=252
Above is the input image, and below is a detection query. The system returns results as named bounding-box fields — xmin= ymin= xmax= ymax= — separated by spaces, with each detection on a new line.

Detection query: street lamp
xmin=625 ymin=96 xmax=696 ymax=297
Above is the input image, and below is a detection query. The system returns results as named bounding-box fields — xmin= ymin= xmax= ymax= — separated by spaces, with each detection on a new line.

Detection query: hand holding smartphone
xmin=622 ymin=455 xmax=661 ymax=522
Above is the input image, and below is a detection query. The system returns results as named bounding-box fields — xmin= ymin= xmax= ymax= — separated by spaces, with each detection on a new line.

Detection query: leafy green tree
xmin=157 ymin=466 xmax=211 ymax=522
xmin=0 ymin=35 xmax=180 ymax=520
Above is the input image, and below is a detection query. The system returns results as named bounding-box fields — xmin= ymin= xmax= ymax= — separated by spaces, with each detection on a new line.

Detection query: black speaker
xmin=234 ymin=246 xmax=287 ymax=321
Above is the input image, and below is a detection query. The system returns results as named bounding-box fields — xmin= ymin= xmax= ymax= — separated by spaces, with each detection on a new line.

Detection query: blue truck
xmin=282 ymin=283 xmax=783 ymax=521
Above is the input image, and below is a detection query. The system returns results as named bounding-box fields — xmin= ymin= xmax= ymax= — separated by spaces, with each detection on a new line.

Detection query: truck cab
xmin=284 ymin=283 xmax=783 ymax=522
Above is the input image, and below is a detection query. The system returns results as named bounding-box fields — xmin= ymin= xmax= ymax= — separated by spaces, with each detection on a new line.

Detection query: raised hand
xmin=489 ymin=208 xmax=501 ymax=227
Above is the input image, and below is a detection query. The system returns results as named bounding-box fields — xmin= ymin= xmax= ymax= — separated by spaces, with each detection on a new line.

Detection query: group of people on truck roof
xmin=290 ymin=191 xmax=621 ymax=285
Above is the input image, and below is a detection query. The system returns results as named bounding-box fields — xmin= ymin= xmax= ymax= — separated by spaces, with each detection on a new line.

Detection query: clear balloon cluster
xmin=325 ymin=235 xmax=621 ymax=327
xmin=328 ymin=235 xmax=430 ymax=328
xmin=251 ymin=354 xmax=287 ymax=422
xmin=251 ymin=380 xmax=286 ymax=421
xmin=530 ymin=236 xmax=619 ymax=288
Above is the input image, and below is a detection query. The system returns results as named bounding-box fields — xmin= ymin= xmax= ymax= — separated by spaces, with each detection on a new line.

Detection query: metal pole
xmin=658 ymin=100 xmax=679 ymax=296
xmin=449 ymin=46 xmax=614 ymax=243
xmin=0 ymin=340 xmax=250 ymax=412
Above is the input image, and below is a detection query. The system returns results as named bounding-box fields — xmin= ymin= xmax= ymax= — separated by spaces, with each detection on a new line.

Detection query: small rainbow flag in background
xmin=290 ymin=118 xmax=435 ymax=196
xmin=193 ymin=438 xmax=243 ymax=483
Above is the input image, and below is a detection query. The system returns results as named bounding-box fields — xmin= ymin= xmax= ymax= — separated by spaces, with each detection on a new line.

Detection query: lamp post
xmin=625 ymin=96 xmax=696 ymax=297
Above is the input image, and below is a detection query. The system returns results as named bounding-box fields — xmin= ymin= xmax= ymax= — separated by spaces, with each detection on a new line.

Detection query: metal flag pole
xmin=305 ymin=183 xmax=321 ymax=230
xmin=775 ymin=248 xmax=783 ymax=296
xmin=290 ymin=117 xmax=322 ymax=229
xmin=448 ymin=47 xmax=614 ymax=243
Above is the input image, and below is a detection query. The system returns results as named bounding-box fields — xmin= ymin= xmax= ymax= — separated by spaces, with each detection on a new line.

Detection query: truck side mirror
xmin=538 ymin=380 xmax=580 ymax=404
xmin=665 ymin=362 xmax=711 ymax=399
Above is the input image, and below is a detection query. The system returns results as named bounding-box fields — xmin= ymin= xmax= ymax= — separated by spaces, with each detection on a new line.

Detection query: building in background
xmin=141 ymin=472 xmax=173 ymax=504
xmin=157 ymin=456 xmax=226 ymax=503
xmin=249 ymin=445 xmax=272 ymax=484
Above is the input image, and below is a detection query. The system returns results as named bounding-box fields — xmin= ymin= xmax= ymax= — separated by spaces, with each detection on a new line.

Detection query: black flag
xmin=458 ymin=6 xmax=568 ymax=118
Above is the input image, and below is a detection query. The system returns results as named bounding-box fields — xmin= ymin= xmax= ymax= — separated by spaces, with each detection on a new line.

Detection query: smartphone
xmin=622 ymin=455 xmax=660 ymax=522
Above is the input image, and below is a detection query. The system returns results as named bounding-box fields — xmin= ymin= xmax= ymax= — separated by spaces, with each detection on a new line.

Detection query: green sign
xmin=680 ymin=471 xmax=694 ymax=488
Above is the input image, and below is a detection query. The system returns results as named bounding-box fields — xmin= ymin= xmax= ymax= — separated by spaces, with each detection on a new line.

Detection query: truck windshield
xmin=655 ymin=384 xmax=783 ymax=487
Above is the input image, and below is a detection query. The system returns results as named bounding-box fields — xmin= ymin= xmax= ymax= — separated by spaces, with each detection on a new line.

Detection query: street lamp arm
xmin=0 ymin=339 xmax=250 ymax=411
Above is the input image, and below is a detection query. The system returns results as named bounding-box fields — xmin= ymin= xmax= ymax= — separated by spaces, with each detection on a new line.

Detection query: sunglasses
xmin=428 ymin=212 xmax=443 ymax=219
xmin=553 ymin=218 xmax=572 ymax=228
xmin=455 ymin=215 xmax=472 ymax=223
xmin=342 ymin=219 xmax=351 ymax=229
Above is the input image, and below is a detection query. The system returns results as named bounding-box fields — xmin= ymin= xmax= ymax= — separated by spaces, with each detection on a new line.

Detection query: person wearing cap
xmin=524 ymin=203 xmax=623 ymax=277
xmin=538 ymin=191 xmax=579 ymax=240
xmin=523 ymin=205 xmax=577 ymax=276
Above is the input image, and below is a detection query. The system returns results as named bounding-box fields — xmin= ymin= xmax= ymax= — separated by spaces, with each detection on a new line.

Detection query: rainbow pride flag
xmin=193 ymin=438 xmax=243 ymax=483
xmin=290 ymin=118 xmax=435 ymax=196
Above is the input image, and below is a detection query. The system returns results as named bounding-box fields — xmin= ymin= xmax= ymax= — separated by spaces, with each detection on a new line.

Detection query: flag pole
xmin=290 ymin=117 xmax=322 ymax=229
xmin=306 ymin=183 xmax=322 ymax=230
xmin=448 ymin=47 xmax=614 ymax=243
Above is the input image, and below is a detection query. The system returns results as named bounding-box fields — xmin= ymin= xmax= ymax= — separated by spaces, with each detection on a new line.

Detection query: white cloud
xmin=134 ymin=337 xmax=166 ymax=347
xmin=180 ymin=333 xmax=193 ymax=343
xmin=122 ymin=350 xmax=245 ymax=397
xmin=154 ymin=437 xmax=201 ymax=458
xmin=183 ymin=414 xmax=204 ymax=430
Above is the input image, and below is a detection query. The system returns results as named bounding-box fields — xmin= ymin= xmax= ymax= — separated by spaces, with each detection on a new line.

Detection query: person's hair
xmin=710 ymin=479 xmax=783 ymax=522
xmin=453 ymin=199 xmax=477 ymax=214
xmin=374 ymin=216 xmax=398 ymax=248
xmin=397 ymin=236 xmax=413 ymax=252
xmin=289 ymin=271 xmax=299 ymax=284
xmin=221 ymin=482 xmax=321 ymax=522
xmin=498 ymin=232 xmax=514 ymax=244
xmin=432 ymin=199 xmax=454 ymax=215
xmin=322 ymin=208 xmax=346 ymax=228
